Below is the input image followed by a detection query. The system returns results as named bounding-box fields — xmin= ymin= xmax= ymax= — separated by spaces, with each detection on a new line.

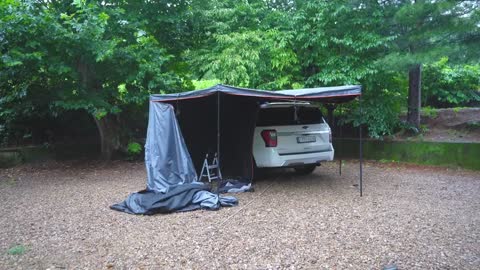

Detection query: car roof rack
xmin=260 ymin=101 xmax=315 ymax=108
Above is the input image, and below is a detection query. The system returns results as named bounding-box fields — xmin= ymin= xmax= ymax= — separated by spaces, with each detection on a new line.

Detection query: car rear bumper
xmin=256 ymin=145 xmax=334 ymax=168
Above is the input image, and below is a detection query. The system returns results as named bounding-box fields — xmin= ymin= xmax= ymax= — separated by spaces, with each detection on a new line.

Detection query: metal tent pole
xmin=339 ymin=114 xmax=342 ymax=176
xmin=331 ymin=104 xmax=340 ymax=175
xmin=217 ymin=91 xmax=221 ymax=172
xmin=175 ymin=94 xmax=181 ymax=121
xmin=359 ymin=95 xmax=363 ymax=197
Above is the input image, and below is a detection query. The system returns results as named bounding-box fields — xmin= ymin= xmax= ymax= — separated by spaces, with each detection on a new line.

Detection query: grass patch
xmin=334 ymin=139 xmax=480 ymax=171
xmin=7 ymin=245 xmax=26 ymax=255
xmin=422 ymin=106 xmax=438 ymax=118
xmin=452 ymin=107 xmax=466 ymax=113
xmin=0 ymin=175 xmax=18 ymax=187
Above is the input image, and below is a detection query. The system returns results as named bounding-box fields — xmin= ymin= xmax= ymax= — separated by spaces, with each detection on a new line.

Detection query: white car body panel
xmin=253 ymin=103 xmax=334 ymax=168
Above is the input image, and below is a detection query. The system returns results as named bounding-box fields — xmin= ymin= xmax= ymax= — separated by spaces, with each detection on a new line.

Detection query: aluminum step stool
xmin=199 ymin=153 xmax=222 ymax=183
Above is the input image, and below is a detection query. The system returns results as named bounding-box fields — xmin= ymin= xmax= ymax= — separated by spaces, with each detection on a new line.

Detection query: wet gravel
xmin=0 ymin=160 xmax=479 ymax=269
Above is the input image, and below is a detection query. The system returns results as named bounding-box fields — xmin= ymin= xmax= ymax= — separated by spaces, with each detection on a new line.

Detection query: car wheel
xmin=293 ymin=165 xmax=317 ymax=175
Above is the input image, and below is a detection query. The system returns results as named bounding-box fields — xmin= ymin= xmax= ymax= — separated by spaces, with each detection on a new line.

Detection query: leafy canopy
xmin=1 ymin=0 xmax=480 ymax=144
xmin=1 ymin=0 xmax=187 ymax=120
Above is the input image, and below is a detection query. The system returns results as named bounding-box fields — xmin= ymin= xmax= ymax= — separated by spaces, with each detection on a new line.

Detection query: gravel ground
xmin=0 ymin=160 xmax=479 ymax=269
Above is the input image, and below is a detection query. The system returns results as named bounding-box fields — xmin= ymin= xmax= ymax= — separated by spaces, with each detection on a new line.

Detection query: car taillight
xmin=329 ymin=131 xmax=332 ymax=143
xmin=261 ymin=129 xmax=277 ymax=147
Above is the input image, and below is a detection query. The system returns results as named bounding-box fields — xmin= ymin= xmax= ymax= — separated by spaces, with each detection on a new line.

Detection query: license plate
xmin=297 ymin=136 xmax=316 ymax=143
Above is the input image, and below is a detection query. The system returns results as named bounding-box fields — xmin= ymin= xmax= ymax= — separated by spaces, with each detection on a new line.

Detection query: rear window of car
xmin=297 ymin=107 xmax=323 ymax=124
xmin=256 ymin=106 xmax=323 ymax=126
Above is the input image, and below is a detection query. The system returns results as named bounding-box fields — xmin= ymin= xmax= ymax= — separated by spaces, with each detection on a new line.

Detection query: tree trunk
xmin=407 ymin=64 xmax=422 ymax=131
xmin=93 ymin=115 xmax=123 ymax=160
xmin=76 ymin=57 xmax=124 ymax=160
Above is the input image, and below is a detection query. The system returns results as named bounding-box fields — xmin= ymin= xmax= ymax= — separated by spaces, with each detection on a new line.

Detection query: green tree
xmin=186 ymin=0 xmax=300 ymax=89
xmin=379 ymin=0 xmax=480 ymax=129
xmin=187 ymin=0 xmax=406 ymax=137
xmin=292 ymin=0 xmax=407 ymax=138
xmin=0 ymin=0 xmax=187 ymax=159
xmin=293 ymin=0 xmax=392 ymax=86
xmin=2 ymin=0 xmax=479 ymax=150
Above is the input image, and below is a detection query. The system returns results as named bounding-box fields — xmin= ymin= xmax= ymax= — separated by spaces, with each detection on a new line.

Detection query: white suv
xmin=252 ymin=102 xmax=334 ymax=174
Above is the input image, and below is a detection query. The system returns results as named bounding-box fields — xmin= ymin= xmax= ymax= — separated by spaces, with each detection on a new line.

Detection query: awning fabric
xmin=151 ymin=84 xmax=361 ymax=103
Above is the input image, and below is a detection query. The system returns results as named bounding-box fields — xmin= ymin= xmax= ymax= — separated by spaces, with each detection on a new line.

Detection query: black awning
xmin=151 ymin=84 xmax=361 ymax=103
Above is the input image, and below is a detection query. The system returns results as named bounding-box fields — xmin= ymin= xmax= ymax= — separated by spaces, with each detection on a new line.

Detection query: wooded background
xmin=1 ymin=0 xmax=479 ymax=159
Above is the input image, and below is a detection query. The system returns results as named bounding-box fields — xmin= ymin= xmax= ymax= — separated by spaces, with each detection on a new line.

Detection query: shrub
xmin=126 ymin=142 xmax=143 ymax=160
xmin=127 ymin=142 xmax=142 ymax=155
xmin=423 ymin=58 xmax=480 ymax=108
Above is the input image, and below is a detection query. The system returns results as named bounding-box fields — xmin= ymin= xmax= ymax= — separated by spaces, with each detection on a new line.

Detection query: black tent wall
xmin=172 ymin=93 xmax=259 ymax=181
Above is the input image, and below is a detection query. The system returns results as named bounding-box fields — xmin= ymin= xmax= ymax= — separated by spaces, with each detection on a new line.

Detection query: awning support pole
xmin=330 ymin=104 xmax=341 ymax=175
xmin=217 ymin=91 xmax=221 ymax=172
xmin=359 ymin=95 xmax=363 ymax=197
xmin=339 ymin=114 xmax=342 ymax=176
xmin=175 ymin=93 xmax=180 ymax=117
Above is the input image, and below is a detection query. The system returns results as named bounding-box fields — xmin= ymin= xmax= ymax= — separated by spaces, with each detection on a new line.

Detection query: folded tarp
xmin=111 ymin=183 xmax=238 ymax=215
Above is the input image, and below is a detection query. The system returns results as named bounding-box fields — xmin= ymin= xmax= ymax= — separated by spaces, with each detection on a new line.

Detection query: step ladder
xmin=199 ymin=153 xmax=222 ymax=183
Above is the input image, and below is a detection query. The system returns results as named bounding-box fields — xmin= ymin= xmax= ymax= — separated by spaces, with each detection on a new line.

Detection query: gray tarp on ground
xmin=110 ymin=183 xmax=238 ymax=215
xmin=111 ymin=102 xmax=238 ymax=214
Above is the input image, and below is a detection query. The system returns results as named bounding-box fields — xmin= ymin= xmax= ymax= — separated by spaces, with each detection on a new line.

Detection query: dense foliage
xmin=423 ymin=58 xmax=480 ymax=108
xmin=1 ymin=0 xmax=479 ymax=156
xmin=0 ymin=0 xmax=188 ymax=157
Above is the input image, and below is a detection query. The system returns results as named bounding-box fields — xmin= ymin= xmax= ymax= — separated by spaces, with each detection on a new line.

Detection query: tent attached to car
xmin=146 ymin=84 xmax=363 ymax=194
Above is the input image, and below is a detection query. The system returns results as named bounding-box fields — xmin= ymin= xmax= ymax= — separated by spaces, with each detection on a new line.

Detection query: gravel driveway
xmin=0 ymin=161 xmax=479 ymax=269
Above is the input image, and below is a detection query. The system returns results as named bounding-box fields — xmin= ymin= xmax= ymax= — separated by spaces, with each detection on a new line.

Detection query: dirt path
xmin=401 ymin=107 xmax=480 ymax=143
